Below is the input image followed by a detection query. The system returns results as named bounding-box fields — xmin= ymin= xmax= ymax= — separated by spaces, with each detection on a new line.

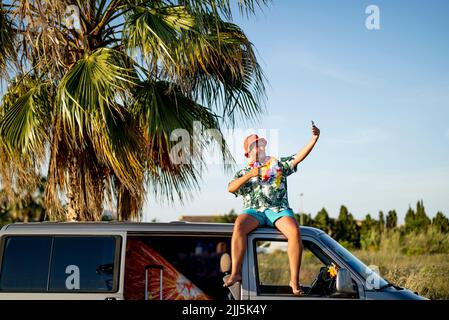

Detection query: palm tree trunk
xmin=67 ymin=157 xmax=79 ymax=221
xmin=117 ymin=183 xmax=140 ymax=221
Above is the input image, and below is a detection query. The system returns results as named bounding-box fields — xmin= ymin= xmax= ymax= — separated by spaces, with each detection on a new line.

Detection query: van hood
xmin=365 ymin=287 xmax=428 ymax=300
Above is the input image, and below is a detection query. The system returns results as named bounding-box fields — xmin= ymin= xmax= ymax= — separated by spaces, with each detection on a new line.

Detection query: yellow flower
xmin=328 ymin=265 xmax=337 ymax=278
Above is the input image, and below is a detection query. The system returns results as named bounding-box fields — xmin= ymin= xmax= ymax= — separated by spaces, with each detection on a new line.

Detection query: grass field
xmin=257 ymin=248 xmax=324 ymax=286
xmin=355 ymin=251 xmax=449 ymax=300
xmin=355 ymin=228 xmax=449 ymax=300
xmin=256 ymin=237 xmax=449 ymax=300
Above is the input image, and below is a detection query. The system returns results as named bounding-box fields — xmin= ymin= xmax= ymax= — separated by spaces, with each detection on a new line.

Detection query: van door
xmin=246 ymin=232 xmax=363 ymax=300
xmin=0 ymin=231 xmax=126 ymax=300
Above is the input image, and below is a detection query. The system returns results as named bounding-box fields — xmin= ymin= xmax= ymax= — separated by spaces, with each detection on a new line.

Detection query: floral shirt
xmin=230 ymin=155 xmax=298 ymax=212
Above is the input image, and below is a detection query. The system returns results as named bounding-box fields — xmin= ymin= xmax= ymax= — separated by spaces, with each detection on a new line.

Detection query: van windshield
xmin=319 ymin=233 xmax=388 ymax=290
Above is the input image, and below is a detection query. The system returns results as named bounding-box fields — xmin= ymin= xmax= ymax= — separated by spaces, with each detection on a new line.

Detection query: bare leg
xmin=224 ymin=214 xmax=259 ymax=287
xmin=274 ymin=216 xmax=304 ymax=295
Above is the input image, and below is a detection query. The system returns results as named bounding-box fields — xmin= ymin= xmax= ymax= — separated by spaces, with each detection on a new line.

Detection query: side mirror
xmin=336 ymin=268 xmax=357 ymax=295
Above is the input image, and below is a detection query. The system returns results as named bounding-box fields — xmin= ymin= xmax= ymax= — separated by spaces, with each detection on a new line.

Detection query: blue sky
xmin=143 ymin=0 xmax=449 ymax=223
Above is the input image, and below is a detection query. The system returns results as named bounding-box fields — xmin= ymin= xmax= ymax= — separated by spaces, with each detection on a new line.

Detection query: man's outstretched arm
xmin=291 ymin=123 xmax=320 ymax=168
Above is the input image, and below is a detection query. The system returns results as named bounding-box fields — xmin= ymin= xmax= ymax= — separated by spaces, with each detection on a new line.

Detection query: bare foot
xmin=223 ymin=274 xmax=242 ymax=287
xmin=289 ymin=281 xmax=304 ymax=296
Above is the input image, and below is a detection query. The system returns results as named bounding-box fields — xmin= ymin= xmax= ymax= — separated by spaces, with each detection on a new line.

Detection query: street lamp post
xmin=299 ymin=193 xmax=304 ymax=225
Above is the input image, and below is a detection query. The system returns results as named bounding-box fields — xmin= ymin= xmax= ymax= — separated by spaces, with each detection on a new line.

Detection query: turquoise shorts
xmin=240 ymin=208 xmax=295 ymax=228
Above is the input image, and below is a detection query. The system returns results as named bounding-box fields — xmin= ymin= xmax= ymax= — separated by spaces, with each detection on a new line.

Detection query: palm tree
xmin=0 ymin=0 xmax=268 ymax=221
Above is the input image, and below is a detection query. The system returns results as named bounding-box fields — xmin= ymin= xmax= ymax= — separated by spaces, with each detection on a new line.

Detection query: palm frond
xmin=132 ymin=80 xmax=234 ymax=203
xmin=182 ymin=0 xmax=270 ymax=20
xmin=5 ymin=0 xmax=74 ymax=78
xmin=0 ymin=75 xmax=52 ymax=156
xmin=0 ymin=75 xmax=50 ymax=210
xmin=173 ymin=17 xmax=267 ymax=126
xmin=0 ymin=5 xmax=16 ymax=77
xmin=123 ymin=4 xmax=196 ymax=75
xmin=57 ymin=48 xmax=144 ymax=207
xmin=90 ymin=106 xmax=145 ymax=196
xmin=57 ymin=47 xmax=139 ymax=141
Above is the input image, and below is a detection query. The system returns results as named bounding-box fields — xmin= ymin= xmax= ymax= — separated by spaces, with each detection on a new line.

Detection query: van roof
xmin=0 ymin=221 xmax=324 ymax=237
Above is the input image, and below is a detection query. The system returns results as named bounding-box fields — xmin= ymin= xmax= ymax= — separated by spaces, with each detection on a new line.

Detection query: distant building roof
xmin=179 ymin=215 xmax=221 ymax=222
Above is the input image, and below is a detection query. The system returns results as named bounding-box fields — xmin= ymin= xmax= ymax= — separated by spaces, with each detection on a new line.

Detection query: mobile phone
xmin=311 ymin=120 xmax=315 ymax=127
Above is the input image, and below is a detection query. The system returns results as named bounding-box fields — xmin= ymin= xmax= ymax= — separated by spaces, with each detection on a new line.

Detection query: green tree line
xmin=215 ymin=200 xmax=449 ymax=252
xmin=0 ymin=177 xmax=47 ymax=225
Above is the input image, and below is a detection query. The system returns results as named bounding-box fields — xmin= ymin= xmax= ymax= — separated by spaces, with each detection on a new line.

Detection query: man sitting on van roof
xmin=226 ymin=122 xmax=321 ymax=296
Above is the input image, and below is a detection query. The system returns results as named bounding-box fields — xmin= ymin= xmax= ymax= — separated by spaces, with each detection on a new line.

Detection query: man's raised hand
xmin=311 ymin=121 xmax=320 ymax=141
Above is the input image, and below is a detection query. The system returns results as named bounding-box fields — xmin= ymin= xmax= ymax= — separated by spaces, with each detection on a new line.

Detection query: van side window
xmin=49 ymin=237 xmax=117 ymax=292
xmin=255 ymin=240 xmax=332 ymax=296
xmin=0 ymin=236 xmax=119 ymax=292
xmin=0 ymin=237 xmax=52 ymax=291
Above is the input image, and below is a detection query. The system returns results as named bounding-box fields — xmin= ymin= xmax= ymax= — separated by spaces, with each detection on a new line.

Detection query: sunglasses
xmin=248 ymin=140 xmax=266 ymax=152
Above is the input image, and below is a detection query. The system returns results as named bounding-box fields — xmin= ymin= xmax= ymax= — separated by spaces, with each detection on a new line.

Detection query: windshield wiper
xmin=377 ymin=281 xmax=403 ymax=291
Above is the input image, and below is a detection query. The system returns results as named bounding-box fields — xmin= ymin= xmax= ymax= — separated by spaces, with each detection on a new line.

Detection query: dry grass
xmin=256 ymin=232 xmax=449 ymax=300
xmin=354 ymin=228 xmax=449 ymax=300
xmin=257 ymin=248 xmax=327 ymax=286
xmin=354 ymin=250 xmax=449 ymax=300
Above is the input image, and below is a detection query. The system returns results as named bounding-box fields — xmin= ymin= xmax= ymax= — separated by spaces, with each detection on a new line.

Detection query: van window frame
xmin=252 ymin=236 xmax=337 ymax=297
xmin=0 ymin=234 xmax=122 ymax=294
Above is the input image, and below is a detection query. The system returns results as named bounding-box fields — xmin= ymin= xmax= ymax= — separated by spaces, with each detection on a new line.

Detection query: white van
xmin=0 ymin=222 xmax=425 ymax=300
